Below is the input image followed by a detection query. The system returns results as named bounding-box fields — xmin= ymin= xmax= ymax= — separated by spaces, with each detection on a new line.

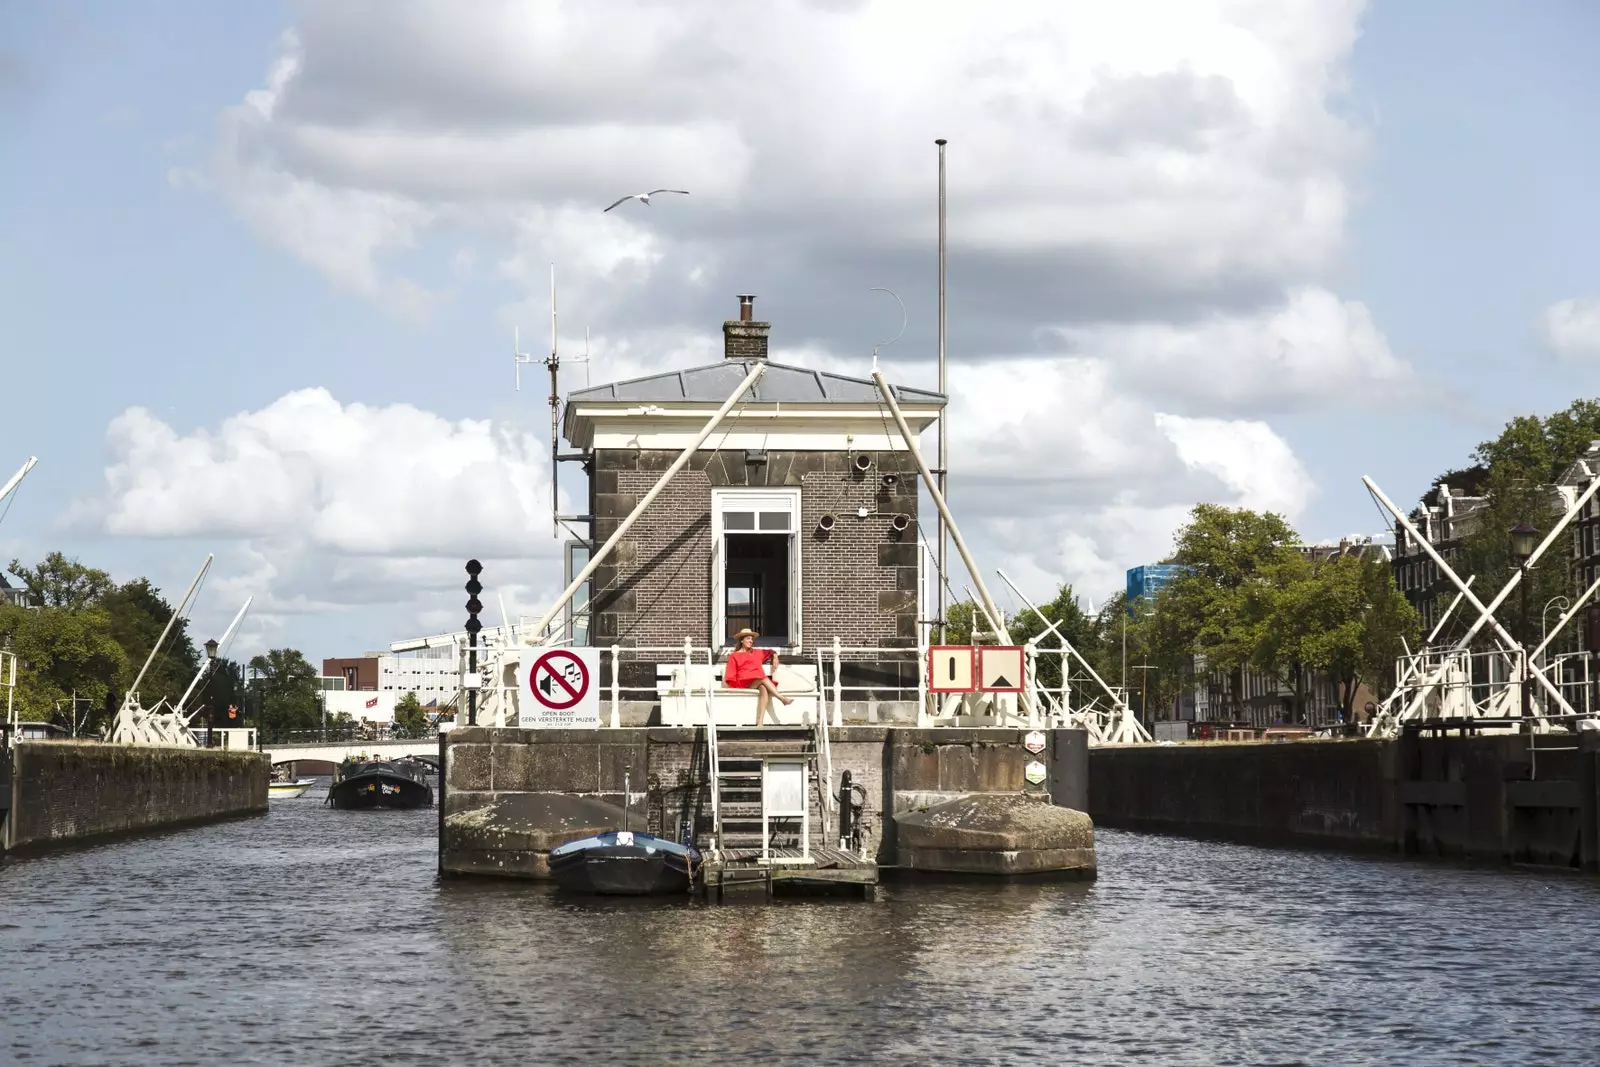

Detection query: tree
xmin=393 ymin=691 xmax=428 ymax=738
xmin=1144 ymin=505 xmax=1304 ymax=718
xmin=7 ymin=552 xmax=114 ymax=610
xmin=1008 ymin=583 xmax=1094 ymax=696
xmin=101 ymin=578 xmax=200 ymax=708
xmin=248 ymin=648 xmax=320 ymax=740
xmin=0 ymin=601 xmax=126 ymax=725
xmin=1252 ymin=555 xmax=1419 ymax=722
xmin=943 ymin=600 xmax=982 ymax=645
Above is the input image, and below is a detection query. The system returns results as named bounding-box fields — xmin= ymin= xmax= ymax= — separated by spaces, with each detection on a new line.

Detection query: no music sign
xmin=517 ymin=647 xmax=601 ymax=728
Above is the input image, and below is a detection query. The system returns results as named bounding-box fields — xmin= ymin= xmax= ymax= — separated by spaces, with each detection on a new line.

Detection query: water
xmin=4 ymin=787 xmax=1599 ymax=1066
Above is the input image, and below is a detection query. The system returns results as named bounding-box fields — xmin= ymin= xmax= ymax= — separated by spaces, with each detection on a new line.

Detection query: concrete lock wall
xmin=1089 ymin=739 xmax=1399 ymax=850
xmin=4 ymin=742 xmax=269 ymax=853
xmin=439 ymin=726 xmax=1090 ymax=879
xmin=1088 ymin=733 xmax=1600 ymax=871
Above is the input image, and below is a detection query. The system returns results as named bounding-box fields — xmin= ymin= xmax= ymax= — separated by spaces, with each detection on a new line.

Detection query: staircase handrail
xmin=700 ymin=640 xmax=721 ymax=848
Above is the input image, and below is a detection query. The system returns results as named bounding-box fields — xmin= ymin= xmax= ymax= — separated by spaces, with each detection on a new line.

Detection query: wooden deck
xmin=699 ymin=846 xmax=879 ymax=900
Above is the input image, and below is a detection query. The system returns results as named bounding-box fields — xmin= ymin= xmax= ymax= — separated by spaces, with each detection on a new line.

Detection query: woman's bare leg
xmin=760 ymin=679 xmax=793 ymax=707
xmin=755 ymin=685 xmax=770 ymax=726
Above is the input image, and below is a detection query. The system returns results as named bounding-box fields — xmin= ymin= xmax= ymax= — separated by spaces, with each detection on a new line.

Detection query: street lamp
xmin=1510 ymin=523 xmax=1539 ymax=721
xmin=1542 ymin=596 xmax=1571 ymax=646
xmin=204 ymin=638 xmax=219 ymax=746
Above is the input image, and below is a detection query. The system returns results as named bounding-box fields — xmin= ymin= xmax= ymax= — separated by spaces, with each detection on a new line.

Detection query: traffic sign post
xmin=928 ymin=646 xmax=976 ymax=693
xmin=517 ymin=647 xmax=601 ymax=728
xmin=979 ymin=646 xmax=1024 ymax=693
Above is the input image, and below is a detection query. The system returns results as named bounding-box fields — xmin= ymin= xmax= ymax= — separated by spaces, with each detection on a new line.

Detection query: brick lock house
xmin=559 ymin=295 xmax=945 ymax=720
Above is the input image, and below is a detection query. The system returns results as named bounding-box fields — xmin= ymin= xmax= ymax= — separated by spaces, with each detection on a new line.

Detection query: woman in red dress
xmin=725 ymin=628 xmax=793 ymax=725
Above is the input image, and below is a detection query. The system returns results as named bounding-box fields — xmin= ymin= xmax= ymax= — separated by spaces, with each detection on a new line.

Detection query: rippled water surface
xmin=4 ymin=784 xmax=1599 ymax=1065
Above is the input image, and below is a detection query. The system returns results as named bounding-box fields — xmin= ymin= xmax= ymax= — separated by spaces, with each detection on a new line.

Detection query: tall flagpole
xmin=935 ymin=138 xmax=948 ymax=641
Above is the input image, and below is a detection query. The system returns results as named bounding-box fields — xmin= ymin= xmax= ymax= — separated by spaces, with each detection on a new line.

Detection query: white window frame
xmin=563 ymin=540 xmax=592 ymax=646
xmin=711 ymin=488 xmax=802 ymax=652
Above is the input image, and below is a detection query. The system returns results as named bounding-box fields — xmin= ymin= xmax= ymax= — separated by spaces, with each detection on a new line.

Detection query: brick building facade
xmin=592 ymin=449 xmax=921 ymax=649
xmin=563 ymin=296 xmax=944 ymax=700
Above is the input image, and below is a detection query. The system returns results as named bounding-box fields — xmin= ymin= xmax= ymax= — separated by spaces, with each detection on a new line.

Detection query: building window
xmin=712 ymin=488 xmax=801 ymax=650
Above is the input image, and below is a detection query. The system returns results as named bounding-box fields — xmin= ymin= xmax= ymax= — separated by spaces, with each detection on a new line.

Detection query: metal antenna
xmin=548 ymin=264 xmax=560 ymax=539
xmin=868 ymin=287 xmax=907 ymax=372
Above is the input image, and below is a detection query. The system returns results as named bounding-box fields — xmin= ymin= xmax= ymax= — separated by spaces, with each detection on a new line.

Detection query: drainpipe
xmin=524 ymin=362 xmax=767 ymax=645
xmin=871 ymin=369 xmax=1010 ymax=645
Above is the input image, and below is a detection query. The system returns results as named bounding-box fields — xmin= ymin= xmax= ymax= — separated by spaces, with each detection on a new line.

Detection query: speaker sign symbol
xmin=517 ymin=648 xmax=600 ymax=728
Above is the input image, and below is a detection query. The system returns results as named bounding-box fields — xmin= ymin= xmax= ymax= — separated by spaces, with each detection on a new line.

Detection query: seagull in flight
xmin=602 ymin=189 xmax=690 ymax=213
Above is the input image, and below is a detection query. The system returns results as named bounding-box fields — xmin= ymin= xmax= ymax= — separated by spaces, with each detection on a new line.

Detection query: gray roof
xmin=566 ymin=359 xmax=946 ymax=407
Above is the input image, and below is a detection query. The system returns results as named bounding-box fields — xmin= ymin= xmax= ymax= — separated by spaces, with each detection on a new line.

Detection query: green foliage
xmin=1 ymin=550 xmax=327 ymax=737
xmin=1008 ymin=584 xmax=1093 ymax=693
xmin=943 ymin=600 xmax=979 ymax=645
xmin=1249 ymin=555 xmax=1419 ymax=718
xmin=393 ymin=691 xmax=428 ymax=738
xmin=1472 ymin=397 xmax=1600 ymax=486
xmin=0 ymin=601 xmax=126 ymax=723
xmin=248 ymin=648 xmax=322 ymax=740
xmin=101 ymin=577 xmax=200 ymax=705
xmin=1139 ymin=505 xmax=1304 ymax=710
xmin=1131 ymin=505 xmax=1419 ymax=720
xmin=8 ymin=552 xmax=114 ymax=610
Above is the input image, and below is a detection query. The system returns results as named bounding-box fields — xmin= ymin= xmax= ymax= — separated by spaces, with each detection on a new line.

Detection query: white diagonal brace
xmin=1364 ymin=476 xmax=1579 ymax=717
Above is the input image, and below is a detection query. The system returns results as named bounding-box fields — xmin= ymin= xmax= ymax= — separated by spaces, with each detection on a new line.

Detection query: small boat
xmin=548 ymin=830 xmax=697 ymax=896
xmin=326 ymin=756 xmax=433 ymax=810
xmin=269 ymin=778 xmax=315 ymax=799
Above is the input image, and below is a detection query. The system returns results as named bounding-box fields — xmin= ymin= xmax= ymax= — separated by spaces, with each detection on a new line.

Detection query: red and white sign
xmin=517 ymin=647 xmax=601 ymax=728
xmin=365 ymin=696 xmax=379 ymax=709
xmin=928 ymin=646 xmax=976 ymax=693
xmin=979 ymin=646 xmax=1025 ymax=693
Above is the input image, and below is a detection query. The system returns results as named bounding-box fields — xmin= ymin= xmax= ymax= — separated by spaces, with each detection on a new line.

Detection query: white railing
xmin=1368 ymin=644 xmax=1600 ymax=738
xmin=437 ymin=637 xmax=1150 ymax=743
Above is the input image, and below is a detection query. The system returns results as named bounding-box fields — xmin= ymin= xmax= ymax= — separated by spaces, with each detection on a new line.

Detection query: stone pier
xmin=2 ymin=742 xmax=269 ymax=854
xmin=438 ymin=726 xmax=1092 ymax=879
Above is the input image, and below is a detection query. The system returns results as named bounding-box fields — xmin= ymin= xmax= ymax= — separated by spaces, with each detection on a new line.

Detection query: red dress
xmin=725 ymin=648 xmax=773 ymax=688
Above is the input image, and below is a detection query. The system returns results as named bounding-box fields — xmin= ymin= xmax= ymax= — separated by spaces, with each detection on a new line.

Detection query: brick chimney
xmin=723 ymin=294 xmax=770 ymax=360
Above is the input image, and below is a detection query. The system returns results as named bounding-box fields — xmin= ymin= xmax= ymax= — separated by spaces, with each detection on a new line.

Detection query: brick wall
xmin=590 ymin=448 xmax=921 ymax=657
xmin=6 ymin=742 xmax=268 ymax=853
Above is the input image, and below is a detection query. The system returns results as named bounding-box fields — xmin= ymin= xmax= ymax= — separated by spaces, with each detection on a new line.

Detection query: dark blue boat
xmin=548 ymin=831 xmax=697 ymax=896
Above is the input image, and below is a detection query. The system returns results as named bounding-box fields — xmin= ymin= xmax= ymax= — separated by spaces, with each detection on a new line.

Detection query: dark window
xmin=724 ymin=533 xmax=789 ymax=645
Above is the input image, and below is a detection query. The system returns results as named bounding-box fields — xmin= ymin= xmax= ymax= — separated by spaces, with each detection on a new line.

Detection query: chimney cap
xmin=737 ymin=294 xmax=756 ymax=322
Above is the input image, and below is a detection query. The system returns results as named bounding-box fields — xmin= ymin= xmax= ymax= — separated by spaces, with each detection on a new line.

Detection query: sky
xmin=2 ymin=0 xmax=1599 ymax=663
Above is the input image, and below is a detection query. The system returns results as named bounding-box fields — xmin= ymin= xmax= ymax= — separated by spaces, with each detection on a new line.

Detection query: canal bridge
xmin=264 ymin=739 xmax=439 ymax=767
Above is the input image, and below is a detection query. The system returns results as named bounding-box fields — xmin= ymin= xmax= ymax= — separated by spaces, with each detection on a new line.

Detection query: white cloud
xmin=1057 ymin=286 xmax=1410 ymax=413
xmin=197 ymin=1 xmax=1374 ymax=327
xmin=145 ymin=1 xmax=1414 ymax=643
xmin=1155 ymin=413 xmax=1313 ymax=516
xmin=1538 ymin=297 xmax=1600 ymax=363
xmin=80 ymin=389 xmax=570 ymax=644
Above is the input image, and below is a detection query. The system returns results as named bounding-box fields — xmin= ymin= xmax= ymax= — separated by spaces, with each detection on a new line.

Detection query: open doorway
xmin=713 ymin=488 xmax=801 ymax=650
xmin=725 ymin=534 xmax=789 ymax=646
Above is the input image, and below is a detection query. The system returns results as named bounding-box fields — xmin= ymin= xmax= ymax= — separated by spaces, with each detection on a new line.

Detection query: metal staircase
xmin=710 ymin=727 xmax=823 ymax=856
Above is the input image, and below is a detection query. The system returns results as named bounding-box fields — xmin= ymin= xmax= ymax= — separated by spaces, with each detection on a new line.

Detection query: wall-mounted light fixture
xmin=881 ymin=473 xmax=899 ymax=489
xmin=853 ymin=453 xmax=872 ymax=473
xmin=890 ymin=514 xmax=911 ymax=533
xmin=817 ymin=514 xmax=837 ymax=533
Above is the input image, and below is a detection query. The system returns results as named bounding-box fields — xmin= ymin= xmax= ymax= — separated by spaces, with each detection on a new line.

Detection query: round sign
xmin=529 ymin=649 xmax=590 ymax=711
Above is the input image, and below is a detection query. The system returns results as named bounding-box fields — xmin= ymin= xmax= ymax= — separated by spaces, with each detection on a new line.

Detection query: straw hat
xmin=732 ymin=628 xmax=760 ymax=641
